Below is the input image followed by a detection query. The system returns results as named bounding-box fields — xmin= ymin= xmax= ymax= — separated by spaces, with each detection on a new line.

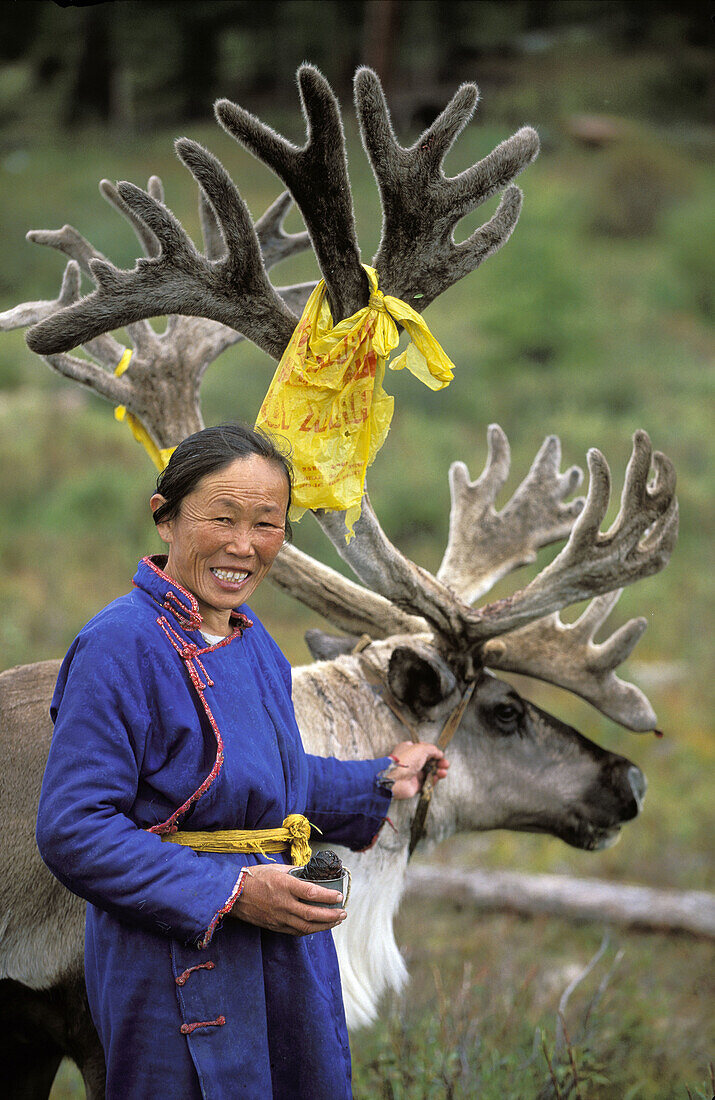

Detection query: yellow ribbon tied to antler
xmin=114 ymin=349 xmax=176 ymax=471
xmin=255 ymin=265 xmax=456 ymax=537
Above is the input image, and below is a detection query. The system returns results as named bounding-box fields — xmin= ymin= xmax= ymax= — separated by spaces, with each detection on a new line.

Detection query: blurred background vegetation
xmin=1 ymin=2 xmax=712 ymax=1097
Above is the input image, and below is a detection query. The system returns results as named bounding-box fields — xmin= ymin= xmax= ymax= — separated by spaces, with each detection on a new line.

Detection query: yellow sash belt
xmin=161 ymin=813 xmax=314 ymax=866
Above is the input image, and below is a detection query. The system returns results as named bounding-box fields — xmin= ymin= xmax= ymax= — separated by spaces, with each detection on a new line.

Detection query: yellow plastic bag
xmin=256 ymin=265 xmax=455 ymax=537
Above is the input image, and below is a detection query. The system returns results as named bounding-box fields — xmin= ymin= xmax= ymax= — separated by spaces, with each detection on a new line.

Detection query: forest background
xmin=0 ymin=2 xmax=712 ymax=1097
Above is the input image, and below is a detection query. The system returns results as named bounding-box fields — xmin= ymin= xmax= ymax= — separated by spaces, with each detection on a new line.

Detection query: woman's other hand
xmin=229 ymin=864 xmax=346 ymax=936
xmin=386 ymin=741 xmax=450 ymax=800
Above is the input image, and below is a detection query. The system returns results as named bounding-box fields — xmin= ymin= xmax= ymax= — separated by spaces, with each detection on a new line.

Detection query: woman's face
xmin=151 ymin=454 xmax=289 ymax=634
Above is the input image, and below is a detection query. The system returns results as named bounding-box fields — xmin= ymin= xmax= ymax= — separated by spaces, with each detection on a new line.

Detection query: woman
xmin=36 ymin=423 xmax=448 ymax=1100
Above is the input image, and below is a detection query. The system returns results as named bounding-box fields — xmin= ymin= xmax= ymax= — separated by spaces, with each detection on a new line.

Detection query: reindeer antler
xmin=311 ymin=429 xmax=676 ymax=727
xmin=216 ymin=64 xmax=367 ymax=322
xmin=26 ymin=64 xmax=540 ymax=355
xmin=355 ymin=68 xmax=539 ymax=308
xmin=471 ymin=431 xmax=677 ymax=641
xmin=437 ymin=424 xmax=584 ymax=603
xmin=24 ymin=142 xmax=311 ymax=359
xmin=270 ymin=543 xmax=425 ymax=642
xmin=482 ymin=590 xmax=657 ymax=731
xmin=10 ymin=171 xmax=314 ymax=448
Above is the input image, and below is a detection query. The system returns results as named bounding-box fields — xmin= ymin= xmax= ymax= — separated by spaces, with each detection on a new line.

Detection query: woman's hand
xmin=386 ymin=741 xmax=450 ymax=800
xmin=229 ymin=864 xmax=346 ymax=936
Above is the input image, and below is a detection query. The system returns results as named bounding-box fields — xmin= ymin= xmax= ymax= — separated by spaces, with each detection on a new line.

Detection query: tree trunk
xmin=406 ymin=865 xmax=715 ymax=938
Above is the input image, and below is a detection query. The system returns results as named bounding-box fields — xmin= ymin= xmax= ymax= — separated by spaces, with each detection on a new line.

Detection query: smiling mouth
xmin=210 ymin=567 xmax=250 ymax=587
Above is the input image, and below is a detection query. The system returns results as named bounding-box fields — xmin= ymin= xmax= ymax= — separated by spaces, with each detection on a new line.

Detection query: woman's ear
xmin=150 ymin=494 xmax=172 ymax=544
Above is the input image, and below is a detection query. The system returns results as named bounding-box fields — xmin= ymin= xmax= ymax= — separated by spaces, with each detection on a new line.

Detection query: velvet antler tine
xmin=569 ymin=588 xmax=624 ymax=641
xmin=255 ymin=191 xmax=310 ymax=270
xmin=52 ymin=259 xmax=82 ymax=306
xmin=437 ymin=426 xmax=585 ymax=605
xmin=590 ymin=617 xmax=648 ymax=674
xmin=451 ymin=186 xmax=524 ymax=291
xmin=175 ymin=139 xmax=264 ymax=270
xmin=146 ymin=175 xmax=164 ymax=203
xmin=649 ymin=449 xmax=678 ymax=506
xmin=198 ymin=190 xmax=225 ymax=260
xmin=447 ymin=128 xmax=540 ymax=219
xmin=115 ymin=181 xmax=194 ymax=257
xmin=567 ymin=449 xmax=612 ymax=547
xmin=353 ymin=67 xmax=395 ymax=166
xmin=214 ymin=100 xmax=294 ymax=176
xmin=100 ymin=179 xmax=161 ymax=259
xmin=215 ymin=64 xmax=367 ymax=321
xmin=26 ymin=226 xmax=107 ymax=278
xmin=615 ymin=429 xmax=652 ymax=520
xmin=98 ymin=180 xmax=168 ymax=351
xmin=416 ymin=83 xmax=480 ymax=165
xmin=45 ymin=351 xmax=132 ymax=406
xmin=0 ymin=260 xmax=80 ymax=330
xmin=607 ymin=433 xmax=677 ymax=554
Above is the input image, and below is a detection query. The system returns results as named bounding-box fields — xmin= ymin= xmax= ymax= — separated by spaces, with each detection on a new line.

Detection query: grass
xmin=3 ymin=42 xmax=713 ymax=1100
xmin=351 ymin=902 xmax=715 ymax=1099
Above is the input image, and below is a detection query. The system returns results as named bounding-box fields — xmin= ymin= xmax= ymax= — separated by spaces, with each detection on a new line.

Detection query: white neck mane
xmin=293 ymin=647 xmax=457 ymax=1030
xmin=329 ymin=841 xmax=410 ymax=1029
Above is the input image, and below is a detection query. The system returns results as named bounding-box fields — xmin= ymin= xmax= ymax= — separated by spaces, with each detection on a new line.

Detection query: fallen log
xmin=406 ymin=865 xmax=715 ymax=938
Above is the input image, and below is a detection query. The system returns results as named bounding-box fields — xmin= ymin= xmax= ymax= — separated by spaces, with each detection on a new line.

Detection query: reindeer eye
xmin=493 ymin=702 xmax=521 ymax=727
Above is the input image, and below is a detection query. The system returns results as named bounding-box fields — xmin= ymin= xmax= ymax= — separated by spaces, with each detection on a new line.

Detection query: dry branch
xmin=406 ymin=865 xmax=715 ymax=938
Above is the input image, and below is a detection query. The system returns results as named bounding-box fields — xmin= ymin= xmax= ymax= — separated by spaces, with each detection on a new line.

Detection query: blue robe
xmin=36 ymin=556 xmax=393 ymax=1099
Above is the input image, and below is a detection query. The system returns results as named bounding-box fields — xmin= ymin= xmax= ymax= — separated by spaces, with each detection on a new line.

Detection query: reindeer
xmin=0 ymin=66 xmax=677 ymax=1099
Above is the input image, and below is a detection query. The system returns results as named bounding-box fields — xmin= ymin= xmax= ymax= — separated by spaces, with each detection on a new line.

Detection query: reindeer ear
xmin=304 ymin=629 xmax=359 ymax=662
xmin=387 ymin=645 xmax=457 ymax=716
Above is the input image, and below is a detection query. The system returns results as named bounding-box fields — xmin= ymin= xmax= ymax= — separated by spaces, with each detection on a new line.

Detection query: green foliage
xmin=660 ymin=192 xmax=715 ymax=320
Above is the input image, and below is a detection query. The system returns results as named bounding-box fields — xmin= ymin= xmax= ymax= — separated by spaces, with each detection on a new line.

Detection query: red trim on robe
xmin=198 ymin=869 xmax=249 ymax=949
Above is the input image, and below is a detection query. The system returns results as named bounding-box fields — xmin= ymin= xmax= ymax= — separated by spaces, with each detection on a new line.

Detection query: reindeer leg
xmin=58 ymin=969 xmax=106 ymax=1100
xmin=0 ymin=974 xmax=106 ymax=1100
xmin=0 ymin=979 xmax=65 ymax=1099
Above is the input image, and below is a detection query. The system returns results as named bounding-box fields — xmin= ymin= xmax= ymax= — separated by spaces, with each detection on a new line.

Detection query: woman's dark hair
xmin=152 ymin=423 xmax=293 ymax=541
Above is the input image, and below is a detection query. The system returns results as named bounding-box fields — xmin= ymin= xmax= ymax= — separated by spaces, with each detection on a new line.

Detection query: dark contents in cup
xmin=296 ymin=849 xmax=343 ymax=881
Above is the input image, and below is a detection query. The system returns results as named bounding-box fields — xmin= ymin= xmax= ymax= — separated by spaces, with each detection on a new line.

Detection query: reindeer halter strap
xmin=407 ymin=680 xmax=476 ymax=860
xmin=113 ymin=350 xmax=176 ymax=471
xmin=161 ymin=813 xmax=317 ymax=866
xmin=357 ymin=650 xmax=475 ymax=860
xmin=255 ymin=265 xmax=456 ymax=539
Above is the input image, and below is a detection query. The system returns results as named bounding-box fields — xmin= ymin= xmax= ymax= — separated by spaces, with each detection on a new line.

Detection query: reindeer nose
xmin=627 ymin=765 xmax=647 ymax=812
xmin=611 ymin=760 xmax=647 ymax=820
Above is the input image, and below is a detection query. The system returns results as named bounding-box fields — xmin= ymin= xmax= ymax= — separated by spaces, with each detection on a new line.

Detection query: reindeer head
xmin=299 ymin=422 xmax=666 ymax=855
xmin=1 ymin=65 xmax=677 ymax=854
